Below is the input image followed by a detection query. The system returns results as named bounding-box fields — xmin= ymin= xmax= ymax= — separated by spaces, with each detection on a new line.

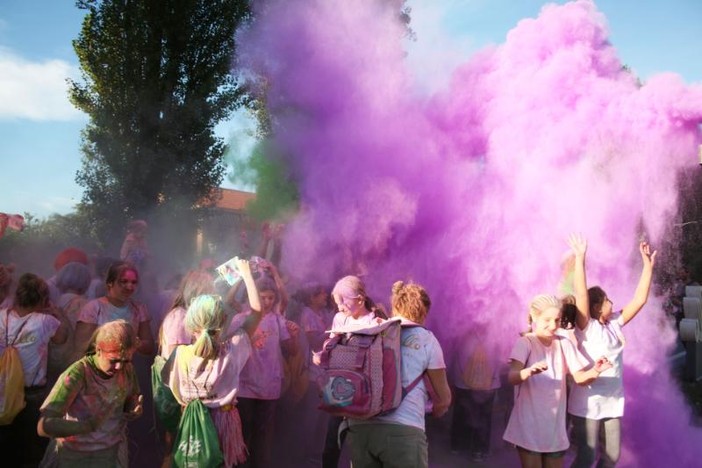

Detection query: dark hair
xmin=295 ymin=282 xmax=326 ymax=307
xmin=14 ymin=273 xmax=50 ymax=310
xmin=588 ymin=286 xmax=607 ymax=318
xmin=557 ymin=295 xmax=576 ymax=329
xmin=105 ymin=261 xmax=139 ymax=286
xmin=256 ymin=276 xmax=278 ymax=296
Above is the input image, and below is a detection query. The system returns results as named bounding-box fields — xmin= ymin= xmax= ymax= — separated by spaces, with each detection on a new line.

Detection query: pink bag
xmin=317 ymin=318 xmax=405 ymax=419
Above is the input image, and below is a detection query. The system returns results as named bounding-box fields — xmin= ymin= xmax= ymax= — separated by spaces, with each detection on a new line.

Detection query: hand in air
xmin=568 ymin=233 xmax=587 ymax=257
xmin=639 ymin=242 xmax=657 ymax=268
xmin=235 ymin=258 xmax=252 ymax=277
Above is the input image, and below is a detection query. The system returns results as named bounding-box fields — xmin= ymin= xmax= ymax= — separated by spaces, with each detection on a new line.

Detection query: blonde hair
xmin=90 ymin=319 xmax=136 ymax=356
xmin=332 ymin=275 xmax=385 ymax=317
xmin=172 ymin=270 xmax=215 ymax=309
xmin=523 ymin=294 xmax=562 ymax=334
xmin=391 ymin=281 xmax=431 ymax=324
xmin=185 ymin=295 xmax=226 ymax=360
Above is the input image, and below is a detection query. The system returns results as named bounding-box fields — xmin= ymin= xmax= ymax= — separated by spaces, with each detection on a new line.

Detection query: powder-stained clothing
xmin=330 ymin=310 xmax=380 ymax=331
xmin=568 ymin=313 xmax=626 ymax=419
xmin=77 ymin=297 xmax=149 ymax=334
xmin=40 ymin=355 xmax=140 ymax=452
xmin=0 ymin=308 xmax=60 ymax=387
xmin=166 ymin=329 xmax=252 ymax=408
xmin=229 ymin=311 xmax=290 ymax=400
xmin=299 ymin=306 xmax=331 ymax=382
xmin=503 ymin=334 xmax=587 ymax=453
xmin=159 ymin=306 xmax=191 ymax=358
xmin=351 ymin=319 xmax=446 ymax=431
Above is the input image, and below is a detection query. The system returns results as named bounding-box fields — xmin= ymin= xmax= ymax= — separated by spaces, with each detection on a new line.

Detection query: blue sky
xmin=1 ymin=0 xmax=700 ymax=218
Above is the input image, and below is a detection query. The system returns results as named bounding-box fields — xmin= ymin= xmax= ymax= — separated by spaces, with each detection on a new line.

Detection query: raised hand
xmin=639 ymin=242 xmax=657 ymax=268
xmin=568 ymin=233 xmax=587 ymax=257
xmin=235 ymin=258 xmax=253 ymax=278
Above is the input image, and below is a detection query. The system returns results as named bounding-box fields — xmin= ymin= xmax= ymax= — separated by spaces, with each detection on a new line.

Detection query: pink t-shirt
xmin=229 ymin=311 xmax=291 ymax=400
xmin=159 ymin=306 xmax=191 ymax=358
xmin=1 ymin=308 xmax=60 ymax=387
xmin=57 ymin=293 xmax=88 ymax=330
xmin=167 ymin=330 xmax=252 ymax=408
xmin=503 ymin=334 xmax=587 ymax=453
xmin=78 ymin=297 xmax=149 ymax=333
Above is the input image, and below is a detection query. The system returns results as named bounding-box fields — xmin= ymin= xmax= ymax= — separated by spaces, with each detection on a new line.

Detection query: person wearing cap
xmin=38 ymin=320 xmax=143 ymax=467
xmin=47 ymin=248 xmax=89 ymax=304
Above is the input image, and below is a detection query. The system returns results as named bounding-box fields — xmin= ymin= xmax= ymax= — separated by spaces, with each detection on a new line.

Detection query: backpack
xmin=317 ymin=318 xmax=428 ymax=419
xmin=172 ymin=399 xmax=224 ymax=468
xmin=0 ymin=311 xmax=30 ymax=425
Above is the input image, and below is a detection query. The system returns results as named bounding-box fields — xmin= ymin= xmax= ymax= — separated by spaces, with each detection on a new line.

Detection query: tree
xmin=71 ymin=0 xmax=252 ymax=245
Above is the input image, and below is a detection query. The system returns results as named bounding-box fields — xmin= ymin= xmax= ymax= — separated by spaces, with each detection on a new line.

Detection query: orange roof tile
xmin=213 ymin=188 xmax=256 ymax=212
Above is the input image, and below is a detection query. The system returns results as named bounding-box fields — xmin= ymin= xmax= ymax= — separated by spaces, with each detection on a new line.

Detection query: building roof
xmin=212 ymin=188 xmax=256 ymax=212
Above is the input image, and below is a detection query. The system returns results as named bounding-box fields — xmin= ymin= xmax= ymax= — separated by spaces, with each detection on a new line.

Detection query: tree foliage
xmin=71 ymin=0 xmax=252 ymax=242
xmin=0 ymin=211 xmax=101 ymax=277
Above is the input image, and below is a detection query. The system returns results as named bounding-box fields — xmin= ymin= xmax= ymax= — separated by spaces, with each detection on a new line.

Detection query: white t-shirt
xmin=353 ymin=319 xmax=446 ymax=431
xmin=77 ymin=297 xmax=150 ymax=333
xmin=330 ymin=310 xmax=380 ymax=333
xmin=159 ymin=306 xmax=191 ymax=358
xmin=229 ymin=311 xmax=291 ymax=400
xmin=1 ymin=308 xmax=60 ymax=387
xmin=568 ymin=313 xmax=625 ymax=419
xmin=503 ymin=333 xmax=587 ymax=452
xmin=167 ymin=330 xmax=252 ymax=408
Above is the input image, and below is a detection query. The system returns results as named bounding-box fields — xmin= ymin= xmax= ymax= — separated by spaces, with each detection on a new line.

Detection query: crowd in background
xmin=0 ymin=221 xmax=665 ymax=468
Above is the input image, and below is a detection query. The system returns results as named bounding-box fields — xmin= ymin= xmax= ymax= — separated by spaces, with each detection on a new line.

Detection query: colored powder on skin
xmin=238 ymin=0 xmax=702 ymax=464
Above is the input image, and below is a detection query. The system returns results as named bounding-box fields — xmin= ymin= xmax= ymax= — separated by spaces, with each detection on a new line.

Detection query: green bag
xmin=151 ymin=354 xmax=182 ymax=433
xmin=172 ymin=399 xmax=224 ymax=468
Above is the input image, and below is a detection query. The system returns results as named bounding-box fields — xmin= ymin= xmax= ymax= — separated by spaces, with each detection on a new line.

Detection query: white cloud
xmin=0 ymin=47 xmax=83 ymax=121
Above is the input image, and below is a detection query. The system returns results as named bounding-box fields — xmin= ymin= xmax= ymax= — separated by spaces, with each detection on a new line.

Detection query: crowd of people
xmin=0 ymin=221 xmax=658 ymax=468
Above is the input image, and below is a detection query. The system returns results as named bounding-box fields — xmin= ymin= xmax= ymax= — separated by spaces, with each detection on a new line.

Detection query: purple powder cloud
xmin=238 ymin=0 xmax=702 ymax=464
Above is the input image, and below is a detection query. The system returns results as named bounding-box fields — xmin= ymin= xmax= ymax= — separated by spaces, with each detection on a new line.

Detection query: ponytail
xmin=185 ymin=295 xmax=225 ymax=361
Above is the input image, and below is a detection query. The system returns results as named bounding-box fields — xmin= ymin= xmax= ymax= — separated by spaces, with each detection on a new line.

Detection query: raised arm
xmin=620 ymin=241 xmax=657 ymax=326
xmin=237 ymin=259 xmax=263 ymax=338
xmin=568 ymin=233 xmax=590 ymax=330
xmin=261 ymin=259 xmax=289 ymax=314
